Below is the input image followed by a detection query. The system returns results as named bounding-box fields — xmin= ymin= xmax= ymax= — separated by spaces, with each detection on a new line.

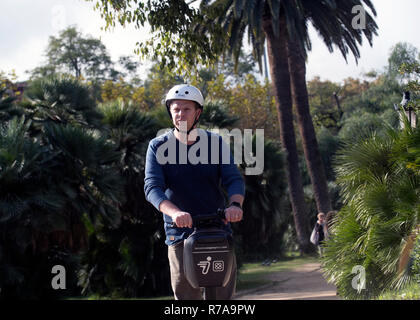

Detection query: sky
xmin=1 ymin=0 xmax=419 ymax=84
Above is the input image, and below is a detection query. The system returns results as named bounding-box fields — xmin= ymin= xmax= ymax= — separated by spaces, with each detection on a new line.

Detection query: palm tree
xmin=0 ymin=117 xmax=124 ymax=298
xmin=0 ymin=77 xmax=128 ymax=298
xmin=262 ymin=11 xmax=312 ymax=253
xmin=286 ymin=0 xmax=378 ymax=214
xmin=200 ymin=0 xmax=378 ymax=253
xmin=322 ymin=125 xmax=420 ymax=299
xmin=0 ymin=87 xmax=23 ymax=121
xmin=22 ymin=76 xmax=103 ymax=131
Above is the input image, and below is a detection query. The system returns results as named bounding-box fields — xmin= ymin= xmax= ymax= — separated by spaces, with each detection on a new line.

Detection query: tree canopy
xmin=31 ymin=26 xmax=114 ymax=80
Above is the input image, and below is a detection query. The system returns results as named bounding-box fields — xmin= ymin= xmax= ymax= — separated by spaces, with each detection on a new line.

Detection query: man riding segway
xmin=144 ymin=84 xmax=245 ymax=300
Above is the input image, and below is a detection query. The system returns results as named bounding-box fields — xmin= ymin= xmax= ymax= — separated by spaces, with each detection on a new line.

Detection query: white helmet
xmin=165 ymin=84 xmax=204 ymax=109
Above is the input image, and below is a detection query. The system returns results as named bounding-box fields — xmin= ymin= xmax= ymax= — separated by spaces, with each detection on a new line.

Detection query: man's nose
xmin=177 ymin=109 xmax=186 ymax=118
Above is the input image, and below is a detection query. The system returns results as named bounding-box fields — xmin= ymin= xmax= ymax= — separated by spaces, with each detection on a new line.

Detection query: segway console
xmin=183 ymin=209 xmax=234 ymax=291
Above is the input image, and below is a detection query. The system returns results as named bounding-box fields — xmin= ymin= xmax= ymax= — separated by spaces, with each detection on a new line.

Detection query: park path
xmin=234 ymin=262 xmax=340 ymax=300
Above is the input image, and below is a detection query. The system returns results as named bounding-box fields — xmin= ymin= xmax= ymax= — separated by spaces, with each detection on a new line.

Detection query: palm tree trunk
xmin=263 ymin=16 xmax=312 ymax=254
xmin=287 ymin=38 xmax=332 ymax=214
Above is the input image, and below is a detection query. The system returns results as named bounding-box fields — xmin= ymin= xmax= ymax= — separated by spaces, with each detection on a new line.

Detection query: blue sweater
xmin=144 ymin=129 xmax=245 ymax=245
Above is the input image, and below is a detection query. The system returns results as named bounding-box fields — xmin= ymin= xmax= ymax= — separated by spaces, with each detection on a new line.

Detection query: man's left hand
xmin=224 ymin=205 xmax=243 ymax=224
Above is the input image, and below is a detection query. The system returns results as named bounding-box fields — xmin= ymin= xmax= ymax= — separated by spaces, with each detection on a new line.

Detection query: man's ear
xmin=195 ymin=107 xmax=202 ymax=119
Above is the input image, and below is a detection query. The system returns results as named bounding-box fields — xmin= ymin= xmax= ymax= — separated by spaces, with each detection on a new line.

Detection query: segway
xmin=182 ymin=208 xmax=235 ymax=300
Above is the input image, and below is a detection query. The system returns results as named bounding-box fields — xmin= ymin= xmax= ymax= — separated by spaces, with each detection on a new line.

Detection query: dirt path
xmin=234 ymin=262 xmax=340 ymax=300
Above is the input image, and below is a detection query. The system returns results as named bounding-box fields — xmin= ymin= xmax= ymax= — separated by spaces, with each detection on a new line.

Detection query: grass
xmin=376 ymin=281 xmax=420 ymax=300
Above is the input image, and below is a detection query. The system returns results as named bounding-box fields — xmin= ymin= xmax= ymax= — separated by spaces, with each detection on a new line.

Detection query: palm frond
xmin=323 ymin=126 xmax=420 ymax=299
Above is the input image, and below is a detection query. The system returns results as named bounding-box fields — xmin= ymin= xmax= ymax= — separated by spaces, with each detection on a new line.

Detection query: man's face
xmin=169 ymin=100 xmax=201 ymax=131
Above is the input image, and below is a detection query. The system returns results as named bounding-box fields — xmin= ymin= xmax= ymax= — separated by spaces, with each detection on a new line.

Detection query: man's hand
xmin=172 ymin=211 xmax=193 ymax=228
xmin=224 ymin=205 xmax=243 ymax=224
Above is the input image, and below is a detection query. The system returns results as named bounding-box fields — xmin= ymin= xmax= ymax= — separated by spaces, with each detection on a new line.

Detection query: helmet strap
xmin=187 ymin=114 xmax=201 ymax=135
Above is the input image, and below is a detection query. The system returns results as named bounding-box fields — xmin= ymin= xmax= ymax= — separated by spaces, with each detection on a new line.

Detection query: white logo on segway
xmin=197 ymin=256 xmax=212 ymax=275
xmin=213 ymin=261 xmax=224 ymax=272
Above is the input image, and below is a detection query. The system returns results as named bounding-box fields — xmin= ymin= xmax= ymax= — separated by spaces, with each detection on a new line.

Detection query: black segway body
xmin=183 ymin=210 xmax=234 ymax=289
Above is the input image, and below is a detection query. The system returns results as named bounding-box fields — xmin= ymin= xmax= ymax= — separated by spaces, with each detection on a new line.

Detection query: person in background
xmin=315 ymin=212 xmax=328 ymax=256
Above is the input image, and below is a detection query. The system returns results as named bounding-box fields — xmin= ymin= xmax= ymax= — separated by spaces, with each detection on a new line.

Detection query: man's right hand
xmin=172 ymin=211 xmax=193 ymax=228
xmin=159 ymin=200 xmax=192 ymax=228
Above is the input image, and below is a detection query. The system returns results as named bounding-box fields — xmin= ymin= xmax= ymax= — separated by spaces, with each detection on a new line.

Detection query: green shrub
xmin=322 ymin=125 xmax=420 ymax=300
xmin=410 ymin=236 xmax=420 ymax=283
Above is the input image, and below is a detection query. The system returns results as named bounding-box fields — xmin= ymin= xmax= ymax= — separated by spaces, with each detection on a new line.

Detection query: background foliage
xmin=1 ymin=23 xmax=419 ymax=299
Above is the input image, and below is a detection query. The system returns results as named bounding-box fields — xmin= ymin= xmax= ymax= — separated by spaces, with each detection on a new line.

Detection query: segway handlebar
xmin=170 ymin=208 xmax=225 ymax=228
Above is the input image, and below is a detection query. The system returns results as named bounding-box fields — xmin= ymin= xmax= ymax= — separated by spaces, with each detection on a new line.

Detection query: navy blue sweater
xmin=144 ymin=129 xmax=245 ymax=245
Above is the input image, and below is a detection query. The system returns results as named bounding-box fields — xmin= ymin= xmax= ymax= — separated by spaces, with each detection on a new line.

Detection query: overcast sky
xmin=1 ymin=0 xmax=419 ymax=83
